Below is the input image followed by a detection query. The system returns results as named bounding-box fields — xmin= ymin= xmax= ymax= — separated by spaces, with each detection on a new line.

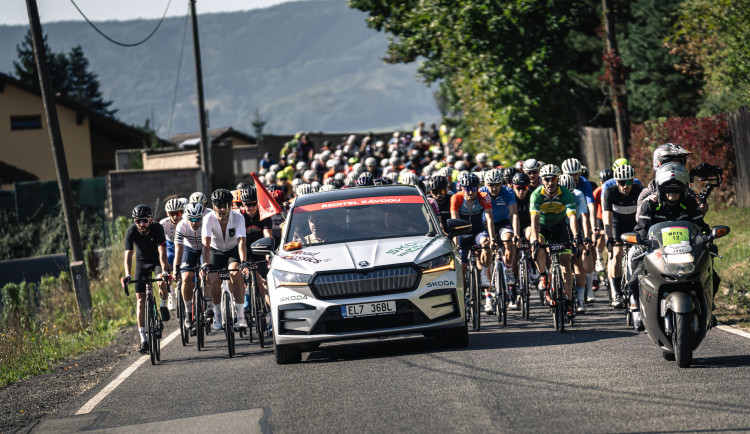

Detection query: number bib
xmin=661 ymin=226 xmax=691 ymax=254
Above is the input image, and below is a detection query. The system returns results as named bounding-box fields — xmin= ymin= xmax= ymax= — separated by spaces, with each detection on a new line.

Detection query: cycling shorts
xmin=612 ymin=223 xmax=636 ymax=240
xmin=180 ymin=246 xmax=202 ymax=270
xmin=477 ymin=220 xmax=514 ymax=244
xmin=134 ymin=262 xmax=163 ymax=294
xmin=596 ymin=218 xmax=604 ymax=231
xmin=457 ymin=234 xmax=480 ymax=264
xmin=209 ymin=245 xmax=241 ymax=271
xmin=249 ymin=254 xmax=269 ymax=279
xmin=539 ymin=223 xmax=571 ymax=255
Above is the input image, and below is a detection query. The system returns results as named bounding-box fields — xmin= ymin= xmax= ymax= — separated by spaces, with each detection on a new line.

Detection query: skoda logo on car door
xmin=358 ymin=261 xmax=370 ymax=267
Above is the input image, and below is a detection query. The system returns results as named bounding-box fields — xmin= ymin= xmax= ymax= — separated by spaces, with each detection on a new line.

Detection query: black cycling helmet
xmin=426 ymin=175 xmax=448 ymax=192
xmin=240 ymin=186 xmax=257 ymax=202
xmin=503 ymin=166 xmax=519 ymax=184
xmin=356 ymin=172 xmax=374 ymax=187
xmin=599 ymin=168 xmax=613 ymax=182
xmin=512 ymin=172 xmax=530 ymax=187
xmin=211 ymin=188 xmax=232 ymax=204
xmin=132 ymin=204 xmax=152 ymax=219
xmin=458 ymin=172 xmax=479 ymax=188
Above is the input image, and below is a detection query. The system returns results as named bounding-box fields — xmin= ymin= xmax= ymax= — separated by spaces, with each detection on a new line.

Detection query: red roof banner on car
xmin=293 ymin=195 xmax=424 ymax=214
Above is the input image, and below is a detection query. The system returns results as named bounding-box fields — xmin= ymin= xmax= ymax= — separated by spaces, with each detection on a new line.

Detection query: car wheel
xmin=440 ymin=325 xmax=469 ymax=348
xmin=274 ymin=338 xmax=302 ymax=364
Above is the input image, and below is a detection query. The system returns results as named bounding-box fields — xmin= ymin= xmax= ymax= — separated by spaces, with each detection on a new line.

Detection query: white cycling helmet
xmin=523 ymin=158 xmax=543 ymax=172
xmin=189 ymin=192 xmax=208 ymax=205
xmin=539 ymin=164 xmax=562 ymax=178
xmin=559 ymin=174 xmax=576 ymax=191
xmin=365 ymin=157 xmax=378 ymax=167
xmin=613 ymin=164 xmax=635 ymax=181
xmin=319 ymin=184 xmax=335 ymax=192
xmin=561 ymin=158 xmax=582 ymax=175
xmin=303 ymin=170 xmax=316 ymax=182
xmin=165 ymin=198 xmax=184 ymax=212
xmin=296 ymin=184 xmax=314 ymax=196
xmin=184 ymin=202 xmax=204 ymax=219
xmin=476 ymin=152 xmax=488 ymax=163
xmin=296 ymin=161 xmax=308 ymax=172
xmin=484 ymin=168 xmax=504 ymax=186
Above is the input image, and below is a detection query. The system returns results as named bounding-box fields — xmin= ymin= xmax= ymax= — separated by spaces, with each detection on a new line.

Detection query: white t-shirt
xmin=174 ymin=219 xmax=203 ymax=250
xmin=160 ymin=217 xmax=178 ymax=243
xmin=202 ymin=210 xmax=246 ymax=251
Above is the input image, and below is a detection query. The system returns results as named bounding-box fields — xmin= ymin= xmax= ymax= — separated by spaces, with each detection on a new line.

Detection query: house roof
xmin=0 ymin=72 xmax=169 ymax=148
xmin=0 ymin=160 xmax=39 ymax=184
xmin=168 ymin=127 xmax=256 ymax=147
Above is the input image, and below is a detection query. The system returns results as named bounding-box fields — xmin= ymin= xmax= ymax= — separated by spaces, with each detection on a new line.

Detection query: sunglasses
xmin=134 ymin=218 xmax=149 ymax=224
xmin=430 ymin=188 xmax=446 ymax=195
xmin=542 ymin=176 xmax=558 ymax=183
xmin=525 ymin=170 xmax=539 ymax=175
xmin=188 ymin=217 xmax=202 ymax=223
xmin=513 ymin=185 xmax=528 ymax=190
xmin=617 ymin=180 xmax=634 ymax=186
xmin=214 ymin=203 xmax=229 ymax=209
xmin=243 ymin=202 xmax=258 ymax=207
xmin=167 ymin=211 xmax=182 ymax=216
xmin=463 ymin=186 xmax=478 ymax=193
xmin=487 ymin=183 xmax=502 ymax=188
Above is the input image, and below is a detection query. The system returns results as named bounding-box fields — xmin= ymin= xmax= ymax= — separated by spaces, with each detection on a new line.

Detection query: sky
xmin=2 ymin=0 xmax=301 ymax=25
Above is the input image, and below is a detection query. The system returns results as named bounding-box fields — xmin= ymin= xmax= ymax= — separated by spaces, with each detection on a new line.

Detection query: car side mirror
xmin=251 ymin=237 xmax=275 ymax=256
xmin=446 ymin=218 xmax=472 ymax=237
xmin=710 ymin=226 xmax=730 ymax=241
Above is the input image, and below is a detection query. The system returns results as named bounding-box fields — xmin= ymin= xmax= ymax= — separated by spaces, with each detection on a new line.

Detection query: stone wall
xmin=143 ymin=150 xmax=199 ymax=170
xmin=108 ymin=168 xmax=201 ymax=220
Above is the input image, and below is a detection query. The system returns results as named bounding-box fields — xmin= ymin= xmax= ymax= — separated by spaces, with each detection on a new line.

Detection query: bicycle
xmin=241 ymin=261 xmax=268 ymax=348
xmin=536 ymin=242 xmax=573 ymax=333
xmin=516 ymin=238 xmax=534 ymax=320
xmin=121 ymin=275 xmax=167 ymax=365
xmin=464 ymin=245 xmax=483 ymax=331
xmin=207 ymin=267 xmax=241 ymax=357
xmin=194 ymin=268 xmax=213 ymax=352
xmin=173 ymin=274 xmax=189 ymax=346
xmin=490 ymin=243 xmax=508 ymax=325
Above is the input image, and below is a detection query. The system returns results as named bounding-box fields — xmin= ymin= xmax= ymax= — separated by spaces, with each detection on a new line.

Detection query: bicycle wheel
xmin=492 ymin=262 xmax=502 ymax=324
xmin=154 ymin=303 xmax=162 ymax=362
xmin=471 ymin=267 xmax=481 ymax=331
xmin=520 ymin=260 xmax=530 ymax=320
xmin=146 ymin=295 xmax=156 ymax=365
xmin=222 ymin=292 xmax=235 ymax=357
xmin=195 ymin=286 xmax=204 ymax=351
xmin=178 ymin=288 xmax=187 ymax=346
xmin=498 ymin=263 xmax=507 ymax=326
xmin=254 ymin=284 xmax=267 ymax=348
xmin=555 ymin=267 xmax=565 ymax=333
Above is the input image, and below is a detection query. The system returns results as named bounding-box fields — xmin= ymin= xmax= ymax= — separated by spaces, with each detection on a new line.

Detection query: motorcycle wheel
xmin=673 ymin=312 xmax=693 ymax=368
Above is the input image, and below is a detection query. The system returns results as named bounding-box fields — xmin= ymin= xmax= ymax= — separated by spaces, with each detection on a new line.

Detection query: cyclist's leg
xmin=181 ymin=247 xmax=200 ymax=322
xmin=559 ymin=253 xmax=574 ymax=302
xmin=609 ymin=243 xmax=625 ymax=303
xmin=208 ymin=248 xmax=228 ymax=326
xmin=134 ymin=263 xmax=155 ymax=344
xmin=475 ymin=232 xmax=491 ymax=286
xmin=457 ymin=234 xmax=473 ymax=277
xmin=227 ymin=246 xmax=246 ymax=326
xmin=253 ymin=255 xmax=270 ymax=309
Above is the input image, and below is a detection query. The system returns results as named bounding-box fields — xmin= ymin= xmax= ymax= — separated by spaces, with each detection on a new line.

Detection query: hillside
xmin=0 ymin=0 xmax=440 ymax=136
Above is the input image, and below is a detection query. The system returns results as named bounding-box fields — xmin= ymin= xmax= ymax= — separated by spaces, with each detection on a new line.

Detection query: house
xmin=0 ymin=72 xmax=166 ymax=190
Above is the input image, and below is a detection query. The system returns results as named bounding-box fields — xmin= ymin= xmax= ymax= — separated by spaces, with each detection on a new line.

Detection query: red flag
xmin=251 ymin=172 xmax=284 ymax=220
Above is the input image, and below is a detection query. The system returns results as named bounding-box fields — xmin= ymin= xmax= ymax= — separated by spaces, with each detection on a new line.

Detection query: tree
xmin=13 ymin=30 xmax=116 ymax=117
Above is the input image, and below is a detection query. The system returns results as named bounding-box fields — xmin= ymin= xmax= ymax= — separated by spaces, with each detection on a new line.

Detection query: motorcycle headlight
xmin=271 ymin=269 xmax=312 ymax=287
xmin=418 ymin=253 xmax=455 ymax=274
xmin=664 ymin=262 xmax=695 ymax=276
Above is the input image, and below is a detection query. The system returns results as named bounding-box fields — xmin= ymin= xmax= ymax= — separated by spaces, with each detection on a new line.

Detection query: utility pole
xmin=190 ymin=0 xmax=211 ymax=193
xmin=26 ymin=0 xmax=91 ymax=318
xmin=602 ymin=0 xmax=630 ymax=158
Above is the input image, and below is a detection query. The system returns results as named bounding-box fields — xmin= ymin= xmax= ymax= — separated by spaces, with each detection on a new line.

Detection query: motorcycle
xmin=621 ymin=221 xmax=729 ymax=368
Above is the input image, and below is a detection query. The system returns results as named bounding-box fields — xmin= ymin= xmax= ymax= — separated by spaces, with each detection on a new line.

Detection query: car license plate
xmin=341 ymin=301 xmax=396 ymax=318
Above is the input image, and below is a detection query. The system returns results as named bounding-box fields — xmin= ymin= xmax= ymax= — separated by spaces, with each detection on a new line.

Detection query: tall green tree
xmin=12 ymin=30 xmax=116 ymax=116
xmin=348 ymin=0 xmax=604 ymax=162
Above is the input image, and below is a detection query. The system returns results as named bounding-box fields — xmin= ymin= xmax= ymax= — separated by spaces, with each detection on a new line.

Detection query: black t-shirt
xmin=602 ymin=184 xmax=643 ymax=228
xmin=125 ymin=223 xmax=166 ymax=264
xmin=514 ymin=193 xmax=531 ymax=230
xmin=435 ymin=192 xmax=453 ymax=228
xmin=635 ymin=197 xmax=709 ymax=238
xmin=242 ymin=211 xmax=272 ymax=246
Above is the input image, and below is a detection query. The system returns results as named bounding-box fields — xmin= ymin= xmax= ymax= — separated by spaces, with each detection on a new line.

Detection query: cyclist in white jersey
xmin=173 ymin=201 xmax=205 ymax=329
xmin=161 ymin=198 xmax=183 ymax=310
xmin=201 ymin=189 xmax=248 ymax=330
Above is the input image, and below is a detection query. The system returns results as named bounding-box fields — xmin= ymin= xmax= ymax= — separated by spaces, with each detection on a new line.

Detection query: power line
xmin=167 ymin=9 xmax=190 ymax=140
xmin=69 ymin=0 xmax=173 ymax=47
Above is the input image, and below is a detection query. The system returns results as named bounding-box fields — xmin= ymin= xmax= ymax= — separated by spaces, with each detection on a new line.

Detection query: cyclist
xmin=173 ymin=201 xmax=205 ymax=329
xmin=593 ymin=169 xmax=613 ymax=273
xmin=425 ymin=175 xmax=453 ymax=229
xmin=450 ymin=172 xmax=496 ymax=297
xmin=529 ymin=164 xmax=579 ymax=316
xmin=559 ymin=174 xmax=591 ymax=313
xmin=632 ymin=163 xmax=709 ymax=330
xmin=602 ymin=158 xmax=642 ymax=191
xmin=189 ymin=191 xmax=208 ymax=207
xmin=511 ymin=171 xmax=540 ymax=290
xmin=239 ymin=186 xmax=273 ymax=309
xmin=522 ymin=159 xmax=543 ymax=191
xmin=160 ymin=198 xmax=183 ymax=311
xmin=602 ymin=164 xmax=642 ymax=308
xmin=201 ymin=189 xmax=248 ymax=330
xmin=122 ymin=204 xmax=171 ymax=354
xmin=479 ymin=168 xmax=519 ymax=311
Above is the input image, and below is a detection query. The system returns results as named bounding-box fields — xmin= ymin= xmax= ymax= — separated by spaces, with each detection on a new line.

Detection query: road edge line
xmin=75 ymin=328 xmax=181 ymax=415
xmin=717 ymin=324 xmax=750 ymax=340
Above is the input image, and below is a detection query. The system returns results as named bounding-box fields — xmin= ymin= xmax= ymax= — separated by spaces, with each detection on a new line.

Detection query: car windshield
xmin=285 ymin=195 xmax=438 ymax=246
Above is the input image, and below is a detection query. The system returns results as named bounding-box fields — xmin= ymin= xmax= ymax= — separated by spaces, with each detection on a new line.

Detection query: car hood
xmin=271 ymin=235 xmax=452 ymax=274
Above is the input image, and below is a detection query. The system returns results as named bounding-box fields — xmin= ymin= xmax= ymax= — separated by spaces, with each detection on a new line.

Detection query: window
xmin=11 ymin=115 xmax=42 ymax=130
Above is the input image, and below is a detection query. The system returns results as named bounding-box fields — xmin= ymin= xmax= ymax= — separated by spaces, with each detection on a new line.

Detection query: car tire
xmin=440 ymin=325 xmax=469 ymax=348
xmin=274 ymin=339 xmax=302 ymax=364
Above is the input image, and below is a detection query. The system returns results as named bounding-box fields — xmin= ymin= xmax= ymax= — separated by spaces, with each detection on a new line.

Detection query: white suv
xmin=252 ymin=184 xmax=471 ymax=364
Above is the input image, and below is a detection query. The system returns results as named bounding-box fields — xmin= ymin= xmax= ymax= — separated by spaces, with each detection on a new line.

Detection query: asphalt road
xmin=33 ymin=297 xmax=750 ymax=433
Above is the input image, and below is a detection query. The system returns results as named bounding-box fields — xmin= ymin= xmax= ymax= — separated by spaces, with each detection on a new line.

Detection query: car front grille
xmin=311 ymin=265 xmax=419 ymax=299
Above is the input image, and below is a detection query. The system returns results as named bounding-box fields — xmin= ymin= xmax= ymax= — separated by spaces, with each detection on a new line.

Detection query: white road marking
xmin=717 ymin=324 xmax=750 ymax=340
xmin=76 ymin=328 xmax=181 ymax=415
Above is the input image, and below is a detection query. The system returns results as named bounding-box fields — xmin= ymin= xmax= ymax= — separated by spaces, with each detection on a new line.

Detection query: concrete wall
xmin=143 ymin=150 xmax=199 ymax=170
xmin=108 ymin=168 xmax=201 ymax=220
xmin=0 ymin=82 xmax=93 ymax=181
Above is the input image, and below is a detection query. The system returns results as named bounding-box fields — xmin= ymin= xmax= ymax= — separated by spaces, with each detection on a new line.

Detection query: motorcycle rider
xmin=631 ymin=163 xmax=710 ymax=331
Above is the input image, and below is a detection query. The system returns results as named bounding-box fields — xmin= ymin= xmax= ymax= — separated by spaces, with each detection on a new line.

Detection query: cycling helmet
xmin=232 ymin=189 xmax=242 ymax=204
xmin=475 ymin=171 xmax=486 ymax=183
xmin=561 ymin=158 xmax=582 ymax=175
xmin=539 ymin=164 xmax=562 ymax=178
xmin=399 ymin=171 xmax=418 ymax=185
xmin=303 ymin=170 xmax=316 ymax=182
xmin=512 ymin=172 xmax=530 ymax=187
xmin=385 ymin=172 xmax=399 ymax=183
xmin=292 ymin=178 xmax=303 ymax=188
xmin=446 ymin=155 xmax=457 ymax=164
xmin=132 ymin=204 xmax=152 ymax=219
xmin=330 ymin=178 xmax=345 ymax=189
xmin=463 ymin=152 xmax=473 ymax=162
xmin=503 ymin=167 xmax=519 ymax=184
xmin=266 ymin=171 xmax=277 ymax=183
xmin=189 ymin=192 xmax=208 ymax=205
xmin=269 ymin=164 xmax=281 ymax=173
xmin=599 ymin=168 xmax=613 ymax=182
xmin=374 ymin=177 xmax=393 ymax=185
xmin=476 ymin=152 xmax=488 ymax=163
xmin=356 ymin=172 xmax=374 ymax=186
xmin=295 ymin=162 xmax=307 ymax=172
xmin=458 ymin=172 xmax=480 ymax=188
xmin=310 ymin=181 xmax=321 ymax=192
xmin=427 ymin=175 xmax=448 ymax=191
xmin=484 ymin=168 xmax=504 ymax=186
xmin=613 ymin=164 xmax=635 ymax=181
xmin=319 ymin=184 xmax=335 ymax=192
xmin=270 ymin=189 xmax=286 ymax=204
xmin=240 ymin=186 xmax=257 ymax=202
xmin=236 ymin=182 xmax=249 ymax=191
xmin=333 ymin=172 xmax=346 ymax=182
xmin=652 ymin=143 xmax=692 ymax=171
xmin=559 ymin=174 xmax=576 ymax=191
xmin=185 ymin=202 xmax=204 ymax=219
xmin=612 ymin=157 xmax=630 ymax=170
xmin=455 ymin=161 xmax=467 ymax=171
xmin=380 ymin=158 xmax=389 ymax=168
xmin=581 ymin=165 xmax=589 ymax=178
xmin=325 ymin=159 xmax=337 ymax=169
xmin=365 ymin=157 xmax=378 ymax=167
xmin=165 ymin=198 xmax=184 ymax=213
xmin=211 ymin=188 xmax=232 ymax=204
xmin=438 ymin=167 xmax=451 ymax=178
xmin=655 ymin=162 xmax=689 ymax=200
xmin=523 ymin=158 xmax=542 ymax=172
xmin=296 ymin=184 xmax=314 ymax=196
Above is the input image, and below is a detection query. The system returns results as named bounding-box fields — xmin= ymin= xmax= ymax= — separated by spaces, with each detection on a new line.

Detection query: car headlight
xmin=418 ymin=253 xmax=455 ymax=274
xmin=272 ymin=269 xmax=312 ymax=287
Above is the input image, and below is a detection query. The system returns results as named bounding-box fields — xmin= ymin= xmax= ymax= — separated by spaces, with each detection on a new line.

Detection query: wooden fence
xmin=579 ymin=126 xmax=616 ymax=176
xmin=727 ymin=106 xmax=750 ymax=207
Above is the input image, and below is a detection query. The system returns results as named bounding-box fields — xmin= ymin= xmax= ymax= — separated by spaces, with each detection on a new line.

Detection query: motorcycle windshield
xmin=647 ymin=220 xmax=703 ymax=253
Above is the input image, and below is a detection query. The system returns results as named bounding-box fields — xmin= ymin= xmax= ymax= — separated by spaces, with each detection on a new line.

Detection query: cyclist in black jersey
xmin=122 ymin=204 xmax=171 ymax=354
xmin=239 ymin=186 xmax=273 ymax=308
xmin=425 ymin=175 xmax=453 ymax=230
